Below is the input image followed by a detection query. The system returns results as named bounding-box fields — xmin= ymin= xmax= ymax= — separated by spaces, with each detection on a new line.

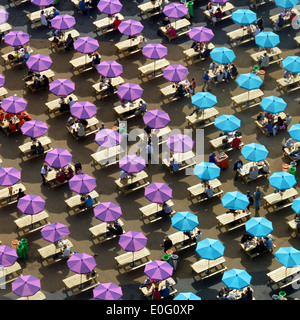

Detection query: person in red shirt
xmin=231 ymin=133 xmax=241 ymax=149
xmin=112 ymin=16 xmax=121 ymax=29
xmin=7 ymin=120 xmax=18 ymax=133
xmin=55 ymin=170 xmax=66 ymax=184
xmin=152 ymin=286 xmax=161 ymax=300
xmin=5 ymin=113 xmax=14 ymax=120
xmin=167 ymin=26 xmax=177 ymax=38
xmin=18 ymin=118 xmax=25 ymax=127
xmin=214 ymin=8 xmax=223 ymax=20
xmin=0 ymin=110 xmax=4 ymax=122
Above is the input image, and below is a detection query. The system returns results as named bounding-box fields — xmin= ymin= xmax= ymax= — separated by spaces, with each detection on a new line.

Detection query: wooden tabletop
xmin=46 ymin=94 xmax=78 ymax=113
xmin=186 ymin=107 xmax=219 ymax=124
xmin=231 ymin=89 xmax=264 ymax=105
xmin=48 ymin=29 xmax=80 ymax=43
xmin=45 ymin=164 xmax=75 ymax=183
xmin=93 ymin=14 xmax=124 ymax=30
xmin=89 ymin=219 xmax=124 ymax=237
xmin=139 ymin=199 xmax=174 ymax=216
xmin=138 ymin=1 xmax=161 ymax=12
xmin=168 ymin=230 xmax=197 ymax=245
xmin=277 ymin=74 xmax=300 ymax=88
xmin=238 ymin=160 xmax=269 ymax=176
xmin=264 ymin=188 xmax=298 ymax=205
xmin=92 ymin=145 xmax=121 ymax=163
xmin=93 ymin=76 xmax=124 ymax=93
xmin=267 ymin=265 xmax=300 ymax=283
xmin=160 ymin=18 xmax=190 ymax=33
xmin=138 ymin=58 xmax=170 ymax=75
xmin=115 ymin=170 xmax=148 ymax=188
xmin=14 ymin=210 xmax=49 ymax=229
xmin=204 ymin=2 xmax=234 ymax=17
xmin=63 ymin=272 xmax=99 ymax=289
xmin=191 ymin=256 xmax=226 ymax=274
xmin=27 ymin=7 xmax=55 ymax=21
xmin=115 ymin=36 xmax=143 ymax=51
xmin=114 ymin=99 xmax=146 ymax=116
xmin=4 ymin=261 xmax=22 ymax=277
xmin=250 ymin=47 xmax=282 ymax=61
xmin=216 ymin=209 xmax=251 ymax=226
xmin=163 ymin=150 xmax=195 ymax=167
xmin=0 ymin=184 xmax=26 ymax=201
xmin=70 ymin=54 xmax=98 ymax=69
xmin=115 ymin=247 xmax=151 ymax=266
xmin=17 ymin=291 xmax=46 ymax=300
xmin=65 ymin=190 xmax=99 ymax=209
xmin=140 ymin=277 xmax=176 ymax=297
xmin=270 ymin=9 xmax=300 ymax=23
xmin=188 ymin=179 xmax=222 ymax=197
xmin=0 ymin=23 xmax=12 ymax=34
xmin=19 ymin=136 xmax=52 ymax=154
xmin=38 ymin=239 xmax=73 ymax=260
xmin=226 ymin=26 xmax=255 ymax=40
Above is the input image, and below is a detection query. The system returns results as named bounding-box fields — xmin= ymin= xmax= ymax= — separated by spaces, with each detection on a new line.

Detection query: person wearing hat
xmin=209 ymin=152 xmax=217 ymax=164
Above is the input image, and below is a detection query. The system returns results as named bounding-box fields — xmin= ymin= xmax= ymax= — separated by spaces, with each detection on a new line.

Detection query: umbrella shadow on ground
xmin=140 ymin=218 xmax=172 ymax=235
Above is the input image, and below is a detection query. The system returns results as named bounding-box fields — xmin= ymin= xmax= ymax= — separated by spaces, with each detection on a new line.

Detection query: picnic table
xmin=250 ymin=47 xmax=283 ymax=66
xmin=139 ymin=277 xmax=177 ymax=300
xmin=162 ymin=150 xmax=196 ymax=174
xmin=255 ymin=112 xmax=286 ymax=136
xmin=62 ymin=272 xmax=100 ymax=296
xmin=48 ymin=29 xmax=80 ymax=53
xmin=263 ymin=188 xmax=298 ymax=212
xmin=139 ymin=199 xmax=175 ymax=224
xmin=138 ymin=1 xmax=162 ymax=20
xmin=231 ymin=89 xmax=264 ymax=111
xmin=0 ymin=184 xmax=26 ymax=208
xmin=26 ymin=7 xmax=56 ymax=29
xmin=186 ymin=107 xmax=219 ymax=129
xmin=44 ymin=164 xmax=76 ymax=189
xmin=0 ymin=87 xmax=8 ymax=100
xmin=209 ymin=135 xmax=243 ymax=153
xmin=93 ymin=14 xmax=124 ymax=35
xmin=113 ymin=99 xmax=147 ymax=121
xmin=249 ymin=0 xmax=274 ymax=9
xmin=138 ymin=58 xmax=170 ymax=81
xmin=67 ymin=117 xmax=99 ymax=141
xmin=216 ymin=209 xmax=251 ymax=232
xmin=17 ymin=291 xmax=46 ymax=300
xmin=217 ymin=287 xmax=254 ymax=300
xmin=266 ymin=265 xmax=300 ymax=290
xmin=10 ymin=0 xmax=30 ymax=6
xmin=2 ymin=262 xmax=22 ymax=285
xmin=46 ymin=94 xmax=78 ymax=118
xmin=70 ymin=54 xmax=100 ymax=75
xmin=287 ymin=219 xmax=300 ymax=238
xmin=89 ymin=219 xmax=125 ymax=244
xmin=0 ymin=117 xmax=21 ymax=136
xmin=160 ymin=18 xmax=191 ymax=42
xmin=183 ymin=43 xmax=215 ymax=65
xmin=270 ymin=9 xmax=300 ymax=31
xmin=168 ymin=229 xmax=199 ymax=253
xmin=91 ymin=145 xmax=121 ymax=169
xmin=160 ymin=83 xmax=190 ymax=103
xmin=203 ymin=2 xmax=235 ymax=26
xmin=115 ymin=170 xmax=150 ymax=196
xmin=237 ymin=160 xmax=271 ymax=184
xmin=115 ymin=36 xmax=143 ymax=58
xmin=226 ymin=27 xmax=255 ymax=47
xmin=92 ymin=76 xmax=124 ymax=100
xmin=191 ymin=257 xmax=227 ymax=281
xmin=115 ymin=247 xmax=152 ymax=273
xmin=277 ymin=74 xmax=300 ymax=95
xmin=187 ymin=178 xmax=223 ymax=203
xmin=2 ymin=47 xmax=33 ymax=70
xmin=65 ymin=190 xmax=100 ymax=215
xmin=18 ymin=136 xmax=53 ymax=161
xmin=295 ymin=35 xmax=300 ymax=47
xmin=24 ymin=69 xmax=55 ymax=94
xmin=283 ymin=141 xmax=300 ymax=162
xmin=14 ymin=210 xmax=50 ymax=236
xmin=38 ymin=239 xmax=74 ymax=266
xmin=240 ymin=236 xmax=275 ymax=259
xmin=0 ymin=23 xmax=12 ymax=36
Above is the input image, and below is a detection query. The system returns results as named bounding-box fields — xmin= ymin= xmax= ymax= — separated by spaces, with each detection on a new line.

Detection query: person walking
xmin=254 ymin=186 xmax=262 ymax=210
xmin=41 ymin=163 xmax=51 ymax=186
xmin=246 ymin=191 xmax=254 ymax=210
xmin=202 ymin=71 xmax=211 ymax=92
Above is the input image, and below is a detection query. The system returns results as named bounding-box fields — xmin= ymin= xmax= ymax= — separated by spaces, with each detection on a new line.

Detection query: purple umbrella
xmin=145 ymin=182 xmax=172 ymax=204
xmin=143 ymin=109 xmax=170 ymax=129
xmin=163 ymin=64 xmax=188 ymax=83
xmin=70 ymin=101 xmax=97 ymax=120
xmin=20 ymin=120 xmax=48 ymax=138
xmin=119 ymin=231 xmax=147 ymax=252
xmin=93 ymin=282 xmax=123 ymax=300
xmin=0 ymin=9 xmax=9 ymax=25
xmin=26 ymin=54 xmax=52 ymax=72
xmin=117 ymin=83 xmax=143 ymax=101
xmin=94 ymin=129 xmax=121 ymax=148
xmin=118 ymin=20 xmax=144 ymax=37
xmin=97 ymin=61 xmax=123 ymax=78
xmin=189 ymin=27 xmax=214 ymax=43
xmin=45 ymin=148 xmax=72 ymax=169
xmin=0 ymin=245 xmax=18 ymax=267
xmin=119 ymin=155 xmax=146 ymax=173
xmin=167 ymin=134 xmax=194 ymax=153
xmin=51 ymin=14 xmax=76 ymax=30
xmin=142 ymin=44 xmax=168 ymax=60
xmin=4 ymin=31 xmax=30 ymax=47
xmin=0 ymin=167 xmax=21 ymax=186
xmin=74 ymin=37 xmax=99 ymax=54
xmin=0 ymin=74 xmax=5 ymax=88
xmin=17 ymin=194 xmax=45 ymax=215
xmin=12 ymin=275 xmax=41 ymax=298
xmin=1 ymin=96 xmax=27 ymax=114
xmin=49 ymin=79 xmax=75 ymax=97
xmin=68 ymin=174 xmax=97 ymax=194
xmin=163 ymin=3 xmax=188 ymax=19
xmin=67 ymin=252 xmax=96 ymax=274
xmin=97 ymin=0 xmax=123 ymax=15
xmin=31 ymin=0 xmax=54 ymax=6
xmin=144 ymin=260 xmax=173 ymax=281
xmin=41 ymin=222 xmax=70 ymax=243
xmin=94 ymin=202 xmax=122 ymax=222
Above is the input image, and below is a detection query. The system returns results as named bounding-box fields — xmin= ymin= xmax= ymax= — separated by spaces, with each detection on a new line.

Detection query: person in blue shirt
xmin=209 ymin=152 xmax=217 ymax=164
xmin=264 ymin=119 xmax=273 ymax=135
xmin=135 ymin=100 xmax=147 ymax=115
xmin=79 ymin=0 xmax=91 ymax=16
xmin=85 ymin=195 xmax=93 ymax=208
xmin=91 ymin=53 xmax=101 ymax=67
xmin=264 ymin=236 xmax=273 ymax=251
xmin=51 ymin=8 xmax=60 ymax=19
xmin=20 ymin=48 xmax=31 ymax=69
xmin=160 ymin=282 xmax=170 ymax=298
xmin=202 ymin=70 xmax=211 ymax=92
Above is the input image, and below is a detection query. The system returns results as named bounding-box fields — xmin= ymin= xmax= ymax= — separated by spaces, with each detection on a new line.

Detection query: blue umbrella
xmin=241 ymin=142 xmax=269 ymax=162
xmin=210 ymin=47 xmax=236 ymax=65
xmin=196 ymin=238 xmax=225 ymax=260
xmin=275 ymin=0 xmax=299 ymax=8
xmin=221 ymin=191 xmax=249 ymax=210
xmin=222 ymin=268 xmax=252 ymax=290
xmin=269 ymin=172 xmax=297 ymax=191
xmin=171 ymin=211 xmax=198 ymax=232
xmin=214 ymin=114 xmax=241 ymax=132
xmin=289 ymin=124 xmax=300 ymax=141
xmin=232 ymin=9 xmax=257 ymax=25
xmin=245 ymin=217 xmax=273 ymax=237
xmin=194 ymin=162 xmax=221 ymax=181
xmin=174 ymin=292 xmax=201 ymax=300
xmin=255 ymin=31 xmax=280 ymax=48
xmin=275 ymin=247 xmax=300 ymax=268
xmin=292 ymin=197 xmax=300 ymax=214
xmin=236 ymin=73 xmax=263 ymax=91
xmin=191 ymin=92 xmax=217 ymax=109
xmin=260 ymin=96 xmax=287 ymax=114
xmin=282 ymin=56 xmax=300 ymax=74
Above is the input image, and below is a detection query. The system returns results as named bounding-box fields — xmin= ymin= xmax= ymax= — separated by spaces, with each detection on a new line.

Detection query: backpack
xmin=8 ymin=54 xmax=14 ymax=60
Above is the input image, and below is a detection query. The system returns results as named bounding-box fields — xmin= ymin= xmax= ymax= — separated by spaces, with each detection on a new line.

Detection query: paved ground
xmin=1 ymin=0 xmax=300 ymax=302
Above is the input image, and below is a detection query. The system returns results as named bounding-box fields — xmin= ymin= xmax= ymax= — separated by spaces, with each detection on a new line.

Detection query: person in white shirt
xmin=282 ymin=137 xmax=294 ymax=151
xmin=285 ymin=113 xmax=292 ymax=127
xmin=41 ymin=163 xmax=51 ymax=185
xmin=253 ymin=26 xmax=261 ymax=36
xmin=209 ymin=61 xmax=217 ymax=71
xmin=76 ymin=122 xmax=86 ymax=138
xmin=40 ymin=11 xmax=50 ymax=27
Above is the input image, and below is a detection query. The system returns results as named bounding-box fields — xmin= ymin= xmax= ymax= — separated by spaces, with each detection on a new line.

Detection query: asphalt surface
xmin=1 ymin=0 xmax=300 ymax=302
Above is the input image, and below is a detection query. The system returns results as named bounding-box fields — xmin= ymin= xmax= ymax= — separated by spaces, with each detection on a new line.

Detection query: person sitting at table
xmin=258 ymin=52 xmax=269 ymax=70
xmin=104 ymin=79 xmax=114 ymax=95
xmin=54 ymin=29 xmax=64 ymax=38
xmin=166 ymin=25 xmax=177 ymax=38
xmin=290 ymin=146 xmax=300 ymax=160
xmin=19 ymin=48 xmax=31 ymax=70
xmin=74 ymin=161 xmax=83 ymax=175
xmin=255 ymin=239 xmax=267 ymax=254
xmin=65 ymin=165 xmax=74 ymax=180
xmin=160 ymin=282 xmax=170 ymax=299
xmin=107 ymin=221 xmax=123 ymax=235
xmin=54 ymin=169 xmax=66 ymax=185
xmin=264 ymin=235 xmax=273 ymax=251
xmin=244 ymin=287 xmax=253 ymax=300
xmin=283 ymin=70 xmax=292 ymax=80
xmin=276 ymin=14 xmax=284 ymax=29
xmin=213 ymin=70 xmax=224 ymax=83
xmin=88 ymin=0 xmax=98 ymax=8
xmin=120 ymin=170 xmax=129 ymax=180
xmin=256 ymin=112 xmax=264 ymax=123
xmin=203 ymin=184 xmax=214 ymax=199
xmin=79 ymin=0 xmax=91 ymax=16
xmin=256 ymin=16 xmax=264 ymax=31
xmin=282 ymin=137 xmax=294 ymax=151
xmin=170 ymin=156 xmax=180 ymax=173
xmin=223 ymin=66 xmax=231 ymax=82
xmin=91 ymin=53 xmax=101 ymax=68
xmin=17 ymin=188 xmax=26 ymax=200
xmin=229 ymin=63 xmax=238 ymax=78
xmin=241 ymin=233 xmax=254 ymax=244
xmin=7 ymin=120 xmax=18 ymax=133
xmin=174 ymin=83 xmax=186 ymax=99
xmin=75 ymin=122 xmax=86 ymax=138
xmin=209 ymin=61 xmax=218 ymax=72
xmin=264 ymin=119 xmax=273 ymax=136
xmin=33 ymin=74 xmax=43 ymax=89
xmin=23 ymin=70 xmax=35 ymax=82
xmin=112 ymin=15 xmax=122 ymax=29
xmin=40 ymin=10 xmax=51 ymax=27
xmin=135 ymin=100 xmax=147 ymax=116
xmin=59 ymin=97 xmax=70 ymax=113
xmin=162 ymin=17 xmax=171 ymax=26
xmin=34 ymin=141 xmax=45 ymax=155
xmin=57 ymin=243 xmax=72 ymax=259
xmin=152 ymin=286 xmax=161 ymax=300
xmin=64 ymin=33 xmax=74 ymax=52
xmin=230 ymin=133 xmax=241 ymax=150
xmin=258 ymin=160 xmax=270 ymax=175
xmin=50 ymin=8 xmax=60 ymax=19
xmin=206 ymin=1 xmax=213 ymax=10
xmin=139 ymin=277 xmax=152 ymax=290
xmin=285 ymin=113 xmax=292 ymax=128
xmin=289 ymin=9 xmax=297 ymax=21
xmin=160 ymin=236 xmax=173 ymax=253
xmin=247 ymin=165 xmax=259 ymax=180
xmin=157 ymin=202 xmax=172 ymax=220
xmin=213 ymin=7 xmax=223 ymax=21
xmin=41 ymin=75 xmax=49 ymax=89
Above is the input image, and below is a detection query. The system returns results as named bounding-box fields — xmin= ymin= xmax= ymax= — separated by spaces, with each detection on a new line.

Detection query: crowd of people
xmin=257 ymin=112 xmax=292 ymax=136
